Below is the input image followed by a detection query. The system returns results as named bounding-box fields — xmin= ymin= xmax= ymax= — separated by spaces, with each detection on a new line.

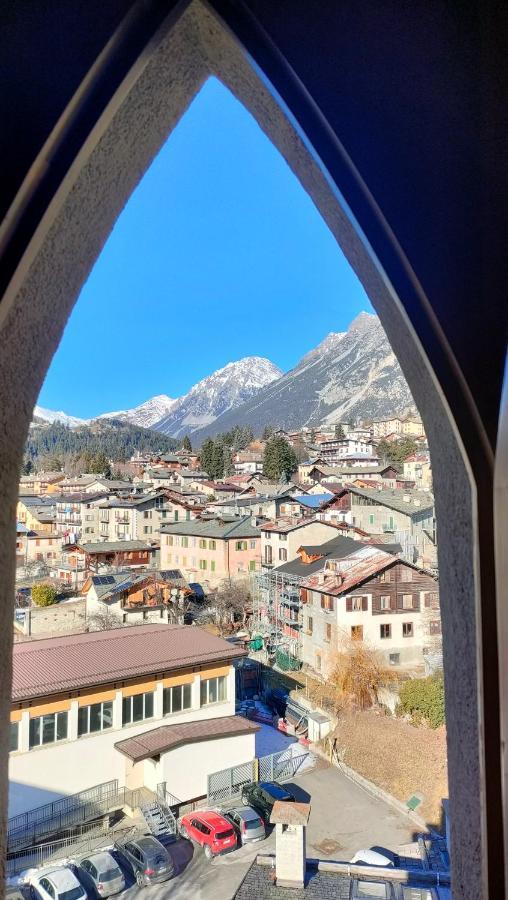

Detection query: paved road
xmin=113 ymin=762 xmax=417 ymax=900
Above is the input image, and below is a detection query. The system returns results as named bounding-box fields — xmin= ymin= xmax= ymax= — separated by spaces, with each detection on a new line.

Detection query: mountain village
xmin=9 ymin=358 xmax=448 ymax=898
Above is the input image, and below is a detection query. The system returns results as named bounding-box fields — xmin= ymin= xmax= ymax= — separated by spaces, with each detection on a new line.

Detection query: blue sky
xmin=39 ymin=77 xmax=371 ymax=418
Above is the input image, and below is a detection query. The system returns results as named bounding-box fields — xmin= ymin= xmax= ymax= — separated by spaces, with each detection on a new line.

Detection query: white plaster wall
xmin=159 ymin=732 xmax=256 ymax=802
xmin=8 ymin=668 xmax=236 ymax=817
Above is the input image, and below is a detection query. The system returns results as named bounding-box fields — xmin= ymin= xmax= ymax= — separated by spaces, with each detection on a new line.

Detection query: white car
xmin=350 ymin=848 xmax=394 ymax=867
xmin=30 ymin=866 xmax=87 ymax=900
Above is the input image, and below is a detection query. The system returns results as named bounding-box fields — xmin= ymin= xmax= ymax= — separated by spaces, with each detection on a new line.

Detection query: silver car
xmin=224 ymin=806 xmax=266 ymax=845
xmin=79 ymin=850 xmax=125 ymax=896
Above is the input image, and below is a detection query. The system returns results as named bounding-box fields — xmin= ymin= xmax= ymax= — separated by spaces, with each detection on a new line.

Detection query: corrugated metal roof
xmin=114 ymin=715 xmax=259 ymax=761
xmin=12 ymin=624 xmax=246 ymax=701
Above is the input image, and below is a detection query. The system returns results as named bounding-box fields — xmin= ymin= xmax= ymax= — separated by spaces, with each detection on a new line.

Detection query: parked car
xmin=30 ymin=867 xmax=87 ymax=900
xmin=114 ymin=834 xmax=174 ymax=887
xmin=223 ymin=806 xmax=266 ymax=845
xmin=241 ymin=781 xmax=296 ymax=820
xmin=78 ymin=850 xmax=125 ymax=896
xmin=179 ymin=810 xmax=237 ymax=858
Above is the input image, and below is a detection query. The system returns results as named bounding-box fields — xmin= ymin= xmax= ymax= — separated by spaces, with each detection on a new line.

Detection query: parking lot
xmin=16 ymin=761 xmax=419 ymax=900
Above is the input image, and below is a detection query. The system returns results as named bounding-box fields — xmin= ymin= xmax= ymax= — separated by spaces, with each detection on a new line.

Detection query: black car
xmin=114 ymin=835 xmax=174 ymax=887
xmin=241 ymin=781 xmax=296 ymax=821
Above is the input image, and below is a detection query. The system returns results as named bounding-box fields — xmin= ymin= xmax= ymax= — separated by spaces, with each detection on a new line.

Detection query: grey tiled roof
xmin=12 ymin=624 xmax=246 ymax=701
xmin=78 ymin=540 xmax=159 ymax=553
xmin=346 ymin=486 xmax=434 ymax=517
xmin=160 ymin=516 xmax=260 ymax=539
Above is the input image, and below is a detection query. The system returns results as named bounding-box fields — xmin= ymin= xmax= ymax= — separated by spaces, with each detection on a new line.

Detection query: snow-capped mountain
xmin=192 ymin=312 xmax=417 ymax=440
xmin=33 ymin=406 xmax=89 ymax=428
xmin=153 ymin=358 xmax=283 ymax=438
xmin=97 ymin=394 xmax=177 ymax=429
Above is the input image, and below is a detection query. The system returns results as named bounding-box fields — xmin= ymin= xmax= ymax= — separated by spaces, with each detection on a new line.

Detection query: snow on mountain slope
xmin=33 ymin=406 xmax=89 ymax=428
xmin=97 ymin=394 xmax=177 ymax=429
xmin=153 ymin=358 xmax=283 ymax=438
xmin=192 ymin=312 xmax=417 ymax=440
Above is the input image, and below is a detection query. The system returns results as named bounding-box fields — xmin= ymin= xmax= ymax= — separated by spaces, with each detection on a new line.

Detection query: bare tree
xmin=330 ymin=632 xmax=397 ymax=710
xmin=198 ymin=578 xmax=251 ymax=636
xmin=86 ymin=608 xmax=123 ymax=631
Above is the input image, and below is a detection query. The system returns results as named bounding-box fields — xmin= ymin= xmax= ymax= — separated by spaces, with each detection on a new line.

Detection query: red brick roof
xmin=11 ymin=624 xmax=246 ymax=702
xmin=115 ymin=715 xmax=259 ymax=761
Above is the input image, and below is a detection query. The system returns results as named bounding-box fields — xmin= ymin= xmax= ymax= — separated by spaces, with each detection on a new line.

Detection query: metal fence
xmin=207 ymin=748 xmax=310 ymax=805
xmin=6 ymin=781 xmax=151 ymax=853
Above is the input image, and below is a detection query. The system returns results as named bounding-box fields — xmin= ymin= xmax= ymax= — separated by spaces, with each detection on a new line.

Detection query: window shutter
xmin=362 ymin=596 xmax=368 ymax=611
xmin=413 ymin=594 xmax=419 ymax=609
xmin=425 ymin=592 xmax=430 ymax=607
xmin=390 ymin=594 xmax=397 ymax=611
xmin=346 ymin=597 xmax=352 ymax=612
xmin=372 ymin=595 xmax=380 ymax=612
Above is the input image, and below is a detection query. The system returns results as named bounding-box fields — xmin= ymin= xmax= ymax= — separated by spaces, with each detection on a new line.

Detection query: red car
xmin=179 ymin=810 xmax=238 ymax=858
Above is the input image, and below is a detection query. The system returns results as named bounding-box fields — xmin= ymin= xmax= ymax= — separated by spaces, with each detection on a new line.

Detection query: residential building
xmin=82 ymin=569 xmax=190 ymax=624
xmin=18 ymin=472 xmax=65 ymax=494
xmin=403 ymin=453 xmax=433 ymax=489
xmin=55 ymin=492 xmax=109 ymax=543
xmin=24 ymin=531 xmax=62 ymax=566
xmin=317 ymin=437 xmax=375 ymax=465
xmin=298 ymin=546 xmax=439 ymax=677
xmin=64 ymin=539 xmax=160 ymax=577
xmin=261 ymin=518 xmax=342 ymax=570
xmin=371 ymin=416 xmax=425 ymax=438
xmin=8 ymin=624 xmax=257 ymax=817
xmin=327 ymin=486 xmax=436 ymax=567
xmin=233 ymin=450 xmax=264 ymax=474
xmin=16 ymin=496 xmax=56 ymax=534
xmin=93 ymin=494 xmax=166 ymax=543
xmin=306 ymin=464 xmax=399 ymax=487
xmin=160 ymin=516 xmax=261 ymax=587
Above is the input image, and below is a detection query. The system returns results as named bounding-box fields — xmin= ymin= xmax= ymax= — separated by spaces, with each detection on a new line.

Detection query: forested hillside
xmin=25 ymin=420 xmax=178 ymax=467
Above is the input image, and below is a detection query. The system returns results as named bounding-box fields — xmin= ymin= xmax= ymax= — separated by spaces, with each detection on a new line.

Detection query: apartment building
xmin=8 ymin=624 xmax=257 ymax=817
xmin=93 ymin=494 xmax=166 ymax=543
xmin=18 ymin=472 xmax=65 ymax=494
xmin=261 ymin=518 xmax=341 ymax=569
xmin=317 ymin=437 xmax=376 ymax=465
xmin=371 ymin=417 xmax=425 ymax=438
xmin=403 ymin=454 xmax=433 ymax=489
xmin=16 ymin=496 xmax=56 ymax=534
xmin=298 ymin=546 xmax=440 ymax=677
xmin=160 ymin=516 xmax=261 ymax=587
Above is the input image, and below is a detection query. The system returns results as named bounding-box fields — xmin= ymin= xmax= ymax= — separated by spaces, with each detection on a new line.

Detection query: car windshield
xmin=245 ymin=818 xmax=263 ymax=830
xmin=99 ymin=867 xmax=123 ymax=882
xmin=60 ymin=888 xmax=85 ymax=900
xmin=216 ymin=829 xmax=234 ymax=840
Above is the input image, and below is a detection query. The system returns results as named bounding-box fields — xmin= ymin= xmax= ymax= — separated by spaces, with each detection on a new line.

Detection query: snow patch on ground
xmin=255 ymin=722 xmax=297 ymax=758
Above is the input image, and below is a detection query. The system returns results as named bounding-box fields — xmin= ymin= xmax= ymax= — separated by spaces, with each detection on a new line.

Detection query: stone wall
xmin=14 ymin=599 xmax=86 ymax=638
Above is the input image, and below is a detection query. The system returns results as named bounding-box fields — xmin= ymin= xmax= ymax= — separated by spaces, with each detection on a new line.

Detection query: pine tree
xmin=211 ymin=440 xmax=225 ymax=480
xmin=200 ymin=438 xmax=215 ymax=477
xmin=263 ymin=436 xmax=298 ymax=482
xmin=182 ymin=436 xmax=192 ymax=452
xmin=334 ymin=423 xmax=345 ymax=439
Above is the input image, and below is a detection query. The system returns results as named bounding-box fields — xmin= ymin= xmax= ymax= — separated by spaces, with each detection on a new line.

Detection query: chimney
xmin=318 ymin=571 xmax=325 ymax=585
xmin=271 ymin=801 xmax=311 ymax=889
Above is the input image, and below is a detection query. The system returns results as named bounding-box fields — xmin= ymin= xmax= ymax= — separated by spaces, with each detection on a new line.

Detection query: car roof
xmin=84 ymin=850 xmax=117 ymax=870
xmin=230 ymin=806 xmax=263 ymax=820
xmin=259 ymin=781 xmax=292 ymax=797
xmin=194 ymin=810 xmax=232 ymax=828
xmin=40 ymin=868 xmax=80 ymax=889
xmin=135 ymin=835 xmax=166 ymax=850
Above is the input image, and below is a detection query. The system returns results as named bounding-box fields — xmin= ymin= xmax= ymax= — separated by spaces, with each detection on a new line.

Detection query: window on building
xmin=200 ymin=675 xmax=227 ymax=706
xmin=166 ymin=536 xmax=173 ymax=546
xmin=351 ymin=596 xmax=362 ymax=611
xmin=9 ymin=721 xmax=19 ymax=752
xmin=380 ymin=623 xmax=391 ymax=639
xmin=78 ymin=701 xmax=113 ymax=736
xmin=424 ymin=591 xmax=438 ymax=608
xmin=369 ymin=514 xmax=375 ymax=524
xmin=402 ymin=594 xmax=413 ymax=609
xmin=380 ymin=595 xmax=391 ymax=610
xmin=325 ymin=623 xmax=332 ymax=642
xmin=405 ymin=569 xmax=413 ymax=581
xmin=379 ymin=570 xmax=390 ymax=583
xmin=279 ymin=548 xmax=288 ymax=561
xmin=351 ymin=625 xmax=363 ymax=641
xmin=236 ymin=540 xmax=247 ymax=551
xmin=174 ymin=510 xmax=179 ymax=522
xmin=429 ymin=620 xmax=442 ymax=635
xmin=249 ymin=560 xmax=256 ymax=572
xmin=163 ymin=683 xmax=192 ymax=715
xmin=279 ymin=533 xmax=287 ymax=541
xmin=318 ymin=594 xmax=332 ymax=612
xmin=389 ymin=653 xmax=400 ymax=666
xmin=308 ymin=616 xmax=313 ymax=635
xmin=122 ymin=692 xmax=154 ymax=725
xmin=402 ymin=622 xmax=414 ymax=638
xmin=209 ymin=539 xmax=216 ymax=550
xmin=347 ymin=595 xmax=367 ymax=612
xmin=199 ymin=559 xmax=207 ymax=570
xmin=315 ymin=652 xmax=321 ymax=671
xmin=265 ymin=546 xmax=273 ymax=565
xmin=29 ymin=711 xmax=68 ymax=749
xmin=249 ymin=540 xmax=257 ymax=549
xmin=143 ymin=526 xmax=152 ymax=534
xmin=181 ymin=536 xmax=189 ymax=548
xmin=199 ymin=539 xmax=206 ymax=549
xmin=210 ymin=560 xmax=216 ymax=572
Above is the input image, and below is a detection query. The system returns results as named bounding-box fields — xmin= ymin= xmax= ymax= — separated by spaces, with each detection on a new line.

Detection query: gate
xmin=207 ymin=748 xmax=310 ymax=805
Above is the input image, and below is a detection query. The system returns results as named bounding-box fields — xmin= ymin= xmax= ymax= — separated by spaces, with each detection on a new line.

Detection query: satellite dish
xmin=170 ymin=587 xmax=178 ymax=596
